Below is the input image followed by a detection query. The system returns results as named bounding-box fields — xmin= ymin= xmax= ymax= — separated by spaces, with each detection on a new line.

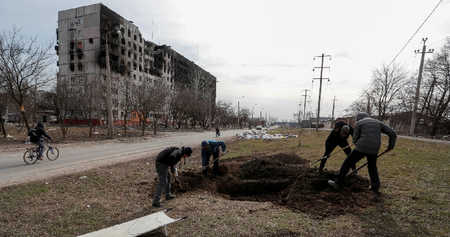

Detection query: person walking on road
xmin=328 ymin=112 xmax=397 ymax=194
xmin=317 ymin=121 xmax=357 ymax=174
xmin=153 ymin=146 xmax=193 ymax=207
xmin=201 ymin=139 xmax=227 ymax=178
xmin=215 ymin=126 xmax=220 ymax=138
xmin=30 ymin=122 xmax=52 ymax=161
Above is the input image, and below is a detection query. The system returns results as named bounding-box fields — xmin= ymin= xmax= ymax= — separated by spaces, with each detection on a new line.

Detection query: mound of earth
xmin=169 ymin=153 xmax=384 ymax=218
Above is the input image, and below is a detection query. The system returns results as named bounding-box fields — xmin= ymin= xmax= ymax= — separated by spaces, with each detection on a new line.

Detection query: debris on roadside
xmin=236 ymin=130 xmax=297 ymax=140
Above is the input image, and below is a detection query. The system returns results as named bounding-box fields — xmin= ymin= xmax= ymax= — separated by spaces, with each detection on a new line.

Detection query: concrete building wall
xmin=56 ymin=3 xmax=216 ymax=125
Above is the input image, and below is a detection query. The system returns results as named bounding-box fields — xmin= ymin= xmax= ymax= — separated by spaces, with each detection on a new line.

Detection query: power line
xmin=387 ymin=0 xmax=443 ymax=67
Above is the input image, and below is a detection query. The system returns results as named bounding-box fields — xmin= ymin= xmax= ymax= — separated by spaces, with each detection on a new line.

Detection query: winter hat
xmin=184 ymin=147 xmax=193 ymax=157
xmin=340 ymin=125 xmax=350 ymax=135
xmin=201 ymin=141 xmax=208 ymax=147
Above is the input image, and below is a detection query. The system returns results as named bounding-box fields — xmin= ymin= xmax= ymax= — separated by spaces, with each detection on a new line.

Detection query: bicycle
xmin=23 ymin=139 xmax=60 ymax=165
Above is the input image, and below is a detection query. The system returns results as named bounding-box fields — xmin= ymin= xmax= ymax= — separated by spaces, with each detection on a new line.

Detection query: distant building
xmin=56 ymin=3 xmax=216 ymax=125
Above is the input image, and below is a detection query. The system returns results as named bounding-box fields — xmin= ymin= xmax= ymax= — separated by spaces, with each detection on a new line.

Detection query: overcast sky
xmin=1 ymin=0 xmax=450 ymax=121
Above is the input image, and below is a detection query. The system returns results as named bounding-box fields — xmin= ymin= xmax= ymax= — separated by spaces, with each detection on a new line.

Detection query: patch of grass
xmin=1 ymin=128 xmax=450 ymax=236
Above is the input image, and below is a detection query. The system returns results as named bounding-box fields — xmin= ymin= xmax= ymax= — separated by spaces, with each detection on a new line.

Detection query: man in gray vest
xmin=328 ymin=112 xmax=397 ymax=194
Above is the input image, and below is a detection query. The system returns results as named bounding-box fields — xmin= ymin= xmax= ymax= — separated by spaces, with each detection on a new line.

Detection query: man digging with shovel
xmin=152 ymin=146 xmax=193 ymax=207
xmin=200 ymin=140 xmax=227 ymax=178
xmin=328 ymin=112 xmax=397 ymax=195
xmin=316 ymin=121 xmax=357 ymax=174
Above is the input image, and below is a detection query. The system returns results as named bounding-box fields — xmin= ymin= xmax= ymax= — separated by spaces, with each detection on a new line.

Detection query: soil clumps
xmin=175 ymin=153 xmax=384 ymax=218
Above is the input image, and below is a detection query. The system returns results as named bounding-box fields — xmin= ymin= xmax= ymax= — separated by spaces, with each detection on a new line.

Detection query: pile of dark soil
xmin=173 ymin=153 xmax=384 ymax=218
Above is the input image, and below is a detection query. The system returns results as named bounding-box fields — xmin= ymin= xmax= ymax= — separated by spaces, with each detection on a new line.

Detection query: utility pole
xmin=302 ymin=89 xmax=310 ymax=121
xmin=313 ymin=53 xmax=331 ymax=131
xmin=331 ymin=96 xmax=337 ymax=124
xmin=410 ymin=38 xmax=433 ymax=136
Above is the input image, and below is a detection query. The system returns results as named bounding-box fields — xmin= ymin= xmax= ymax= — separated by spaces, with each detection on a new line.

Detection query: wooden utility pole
xmin=313 ymin=53 xmax=331 ymax=131
xmin=410 ymin=38 xmax=433 ymax=136
xmin=302 ymin=89 xmax=310 ymax=121
xmin=331 ymin=96 xmax=337 ymax=127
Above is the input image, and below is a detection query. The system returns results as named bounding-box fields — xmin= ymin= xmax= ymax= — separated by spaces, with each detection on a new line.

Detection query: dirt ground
xmin=2 ymin=125 xmax=384 ymax=226
xmin=159 ymin=153 xmax=384 ymax=219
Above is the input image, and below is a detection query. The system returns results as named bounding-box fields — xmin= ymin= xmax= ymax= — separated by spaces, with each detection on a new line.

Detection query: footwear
xmin=37 ymin=156 xmax=43 ymax=161
xmin=152 ymin=202 xmax=163 ymax=207
xmin=166 ymin=194 xmax=176 ymax=201
xmin=368 ymin=185 xmax=380 ymax=194
xmin=315 ymin=169 xmax=322 ymax=174
xmin=352 ymin=170 xmax=359 ymax=176
xmin=328 ymin=180 xmax=340 ymax=189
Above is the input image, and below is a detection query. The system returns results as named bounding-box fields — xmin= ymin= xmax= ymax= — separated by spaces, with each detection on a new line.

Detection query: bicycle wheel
xmin=46 ymin=146 xmax=59 ymax=161
xmin=23 ymin=149 xmax=38 ymax=165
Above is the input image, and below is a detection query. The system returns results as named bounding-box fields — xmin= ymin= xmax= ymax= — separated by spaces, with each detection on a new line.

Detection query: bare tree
xmin=118 ymin=76 xmax=136 ymax=136
xmin=0 ymin=91 xmax=7 ymax=137
xmin=53 ymin=78 xmax=73 ymax=139
xmin=239 ymin=107 xmax=251 ymax=128
xmin=420 ymin=38 xmax=450 ymax=136
xmin=343 ymin=90 xmax=372 ymax=117
xmin=147 ymin=79 xmax=170 ymax=135
xmin=0 ymin=27 xmax=54 ymax=131
xmin=369 ymin=62 xmax=408 ymax=120
xmin=215 ymin=100 xmax=234 ymax=127
xmin=133 ymin=80 xmax=152 ymax=136
xmin=76 ymin=75 xmax=102 ymax=137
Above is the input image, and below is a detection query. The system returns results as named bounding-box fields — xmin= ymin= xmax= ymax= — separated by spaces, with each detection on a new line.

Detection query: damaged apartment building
xmin=56 ymin=3 xmax=216 ymax=125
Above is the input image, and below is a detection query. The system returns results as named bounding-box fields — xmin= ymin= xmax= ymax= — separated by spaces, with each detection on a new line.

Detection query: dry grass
xmin=0 ymin=127 xmax=449 ymax=236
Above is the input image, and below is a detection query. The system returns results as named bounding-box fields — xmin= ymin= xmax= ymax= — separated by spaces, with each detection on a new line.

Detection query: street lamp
xmin=105 ymin=27 xmax=122 ymax=138
xmin=237 ymin=96 xmax=245 ymax=128
xmin=260 ymin=108 xmax=264 ymax=126
xmin=251 ymin=103 xmax=257 ymax=128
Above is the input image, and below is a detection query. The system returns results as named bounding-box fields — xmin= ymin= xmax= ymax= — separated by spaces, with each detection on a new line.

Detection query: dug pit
xmin=172 ymin=153 xmax=384 ymax=218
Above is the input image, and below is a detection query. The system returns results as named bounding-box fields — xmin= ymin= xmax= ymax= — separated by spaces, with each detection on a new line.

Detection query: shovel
xmin=310 ymin=143 xmax=354 ymax=166
xmin=172 ymin=173 xmax=187 ymax=192
xmin=195 ymin=153 xmax=226 ymax=175
xmin=346 ymin=150 xmax=388 ymax=177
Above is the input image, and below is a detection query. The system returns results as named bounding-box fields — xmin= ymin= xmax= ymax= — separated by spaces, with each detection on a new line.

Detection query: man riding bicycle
xmin=30 ymin=122 xmax=52 ymax=160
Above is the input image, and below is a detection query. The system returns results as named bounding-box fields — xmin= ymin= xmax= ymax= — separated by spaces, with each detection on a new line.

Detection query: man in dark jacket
xmin=31 ymin=122 xmax=52 ymax=160
xmin=153 ymin=146 xmax=193 ymax=207
xmin=328 ymin=112 xmax=397 ymax=194
xmin=317 ymin=121 xmax=357 ymax=173
xmin=201 ymin=139 xmax=227 ymax=177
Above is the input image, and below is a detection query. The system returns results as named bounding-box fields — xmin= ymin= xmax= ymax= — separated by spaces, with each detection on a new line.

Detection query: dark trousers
xmin=319 ymin=139 xmax=355 ymax=171
xmin=334 ymin=150 xmax=380 ymax=191
xmin=33 ymin=139 xmax=45 ymax=158
xmin=202 ymin=150 xmax=220 ymax=175
xmin=153 ymin=162 xmax=172 ymax=204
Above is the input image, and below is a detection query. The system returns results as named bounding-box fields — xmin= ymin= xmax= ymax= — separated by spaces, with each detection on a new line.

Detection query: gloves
xmin=223 ymin=151 xmax=227 ymax=155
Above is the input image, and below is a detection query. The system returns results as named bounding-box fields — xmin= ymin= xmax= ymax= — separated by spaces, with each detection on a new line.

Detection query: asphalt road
xmin=0 ymin=129 xmax=245 ymax=188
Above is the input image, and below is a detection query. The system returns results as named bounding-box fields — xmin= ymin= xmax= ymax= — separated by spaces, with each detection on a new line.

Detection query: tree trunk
xmin=1 ymin=117 xmax=6 ymax=138
xmin=20 ymin=109 xmax=31 ymax=131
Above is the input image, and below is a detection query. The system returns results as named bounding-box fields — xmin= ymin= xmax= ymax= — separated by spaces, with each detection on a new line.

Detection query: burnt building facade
xmin=56 ymin=3 xmax=216 ymax=125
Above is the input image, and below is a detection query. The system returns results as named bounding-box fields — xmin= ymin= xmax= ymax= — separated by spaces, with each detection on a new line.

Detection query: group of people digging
xmin=152 ymin=139 xmax=227 ymax=208
xmin=152 ymin=112 xmax=397 ymax=207
xmin=319 ymin=112 xmax=397 ymax=195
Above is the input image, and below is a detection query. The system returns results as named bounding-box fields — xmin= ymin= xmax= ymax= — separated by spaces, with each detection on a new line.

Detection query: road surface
xmin=0 ymin=129 xmax=244 ymax=188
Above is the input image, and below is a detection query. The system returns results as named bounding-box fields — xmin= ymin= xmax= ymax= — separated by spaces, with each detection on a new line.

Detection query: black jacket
xmin=31 ymin=122 xmax=51 ymax=142
xmin=155 ymin=147 xmax=184 ymax=169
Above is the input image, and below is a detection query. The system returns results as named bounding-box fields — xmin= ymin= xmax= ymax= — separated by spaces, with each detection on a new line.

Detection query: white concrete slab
xmin=79 ymin=209 xmax=187 ymax=237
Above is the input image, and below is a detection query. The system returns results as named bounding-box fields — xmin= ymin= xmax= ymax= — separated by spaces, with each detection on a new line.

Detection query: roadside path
xmin=0 ymin=129 xmax=244 ymax=188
